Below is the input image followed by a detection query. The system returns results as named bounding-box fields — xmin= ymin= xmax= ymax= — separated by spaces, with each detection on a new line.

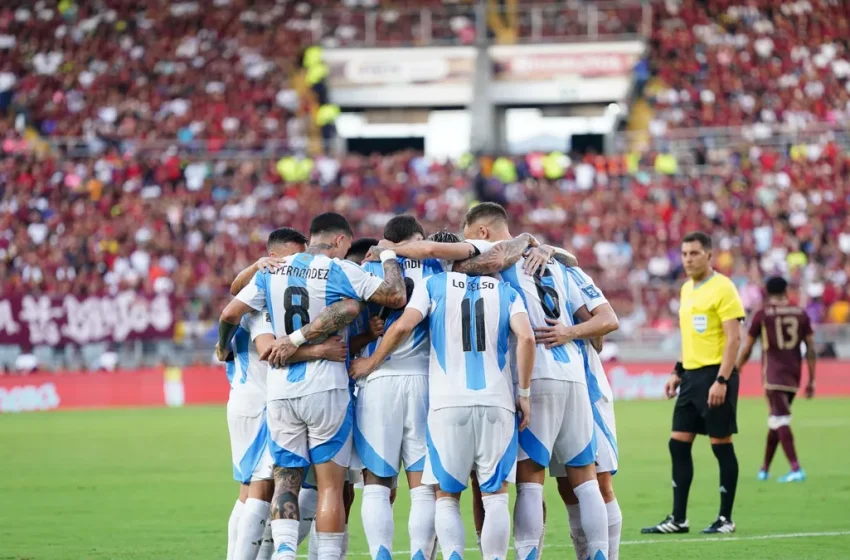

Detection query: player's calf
xmin=513 ymin=460 xmax=545 ymax=560
xmin=361 ymin=470 xmax=395 ymax=560
xmin=567 ymin=465 xmax=609 ymax=560
xmin=407 ymin=470 xmax=437 ymax=560
xmin=435 ymin=492 xmax=466 ymax=560
xmin=480 ymin=484 xmax=511 ymax=560
xmin=270 ymin=467 xmax=302 ymax=560
xmin=234 ymin=479 xmax=275 ymax=560
xmin=313 ymin=460 xmax=348 ymax=560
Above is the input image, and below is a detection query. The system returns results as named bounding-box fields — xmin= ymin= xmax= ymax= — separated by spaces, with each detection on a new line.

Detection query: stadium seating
xmin=2 ymin=0 xmax=850 ymax=372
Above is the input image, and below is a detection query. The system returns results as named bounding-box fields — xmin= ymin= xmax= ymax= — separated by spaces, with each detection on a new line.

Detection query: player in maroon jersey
xmin=736 ymin=277 xmax=816 ymax=483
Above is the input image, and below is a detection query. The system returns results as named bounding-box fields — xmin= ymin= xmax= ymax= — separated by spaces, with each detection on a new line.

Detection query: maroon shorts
xmin=766 ymin=389 xmax=796 ymax=417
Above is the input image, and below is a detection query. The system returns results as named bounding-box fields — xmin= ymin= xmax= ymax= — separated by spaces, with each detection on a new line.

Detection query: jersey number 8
xmin=283 ymin=286 xmax=310 ymax=334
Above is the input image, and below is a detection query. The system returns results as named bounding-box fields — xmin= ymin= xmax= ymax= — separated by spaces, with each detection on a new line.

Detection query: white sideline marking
xmin=296 ymin=530 xmax=850 ymax=557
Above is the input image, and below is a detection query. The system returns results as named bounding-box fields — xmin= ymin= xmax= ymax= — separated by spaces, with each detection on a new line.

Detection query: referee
xmin=642 ymin=232 xmax=745 ymax=535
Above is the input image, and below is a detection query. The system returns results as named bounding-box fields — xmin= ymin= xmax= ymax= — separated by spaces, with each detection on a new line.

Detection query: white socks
xmin=271 ymin=519 xmax=299 ymax=560
xmin=606 ymin=500 xmax=622 ymax=560
xmin=228 ymin=499 xmax=245 ymax=560
xmin=299 ymin=488 xmax=319 ymax=545
xmin=308 ymin=520 xmax=319 ymax=560
xmin=567 ymin=503 xmax=587 ymax=560
xmin=342 ymin=524 xmax=350 ymax=560
xmin=258 ymin=521 xmax=275 ymax=560
xmin=409 ymin=486 xmax=437 ymax=560
xmin=362 ymin=485 xmax=394 ymax=559
xmin=317 ymin=532 xmax=346 ymax=560
xmin=481 ymin=494 xmax=511 ymax=560
xmin=573 ymin=480 xmax=609 ymax=560
xmin=513 ymin=483 xmax=544 ymax=560
xmin=435 ymin=497 xmax=465 ymax=560
xmin=235 ymin=498 xmax=271 ymax=560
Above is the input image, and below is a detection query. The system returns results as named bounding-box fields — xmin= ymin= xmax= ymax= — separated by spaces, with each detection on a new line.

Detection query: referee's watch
xmin=715 ymin=375 xmax=728 ymax=385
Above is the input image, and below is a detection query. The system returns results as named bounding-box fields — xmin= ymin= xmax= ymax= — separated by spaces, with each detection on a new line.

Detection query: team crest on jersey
xmin=692 ymin=314 xmax=708 ymax=333
xmin=582 ymin=284 xmax=601 ymax=299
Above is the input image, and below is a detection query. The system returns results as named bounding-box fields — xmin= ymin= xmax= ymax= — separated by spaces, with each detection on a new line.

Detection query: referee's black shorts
xmin=672 ymin=365 xmax=739 ymax=438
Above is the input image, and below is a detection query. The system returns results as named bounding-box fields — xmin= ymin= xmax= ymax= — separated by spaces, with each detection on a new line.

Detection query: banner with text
xmin=0 ymin=292 xmax=174 ymax=348
xmin=325 ymin=42 xmax=644 ymax=107
xmin=2 ymin=361 xmax=847 ymax=413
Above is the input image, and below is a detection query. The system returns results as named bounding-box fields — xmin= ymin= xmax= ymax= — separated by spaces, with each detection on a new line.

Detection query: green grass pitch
xmin=2 ymin=398 xmax=849 ymax=559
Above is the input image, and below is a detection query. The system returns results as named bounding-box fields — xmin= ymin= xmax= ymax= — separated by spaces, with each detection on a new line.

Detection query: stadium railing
xmin=310 ymin=1 xmax=651 ymax=47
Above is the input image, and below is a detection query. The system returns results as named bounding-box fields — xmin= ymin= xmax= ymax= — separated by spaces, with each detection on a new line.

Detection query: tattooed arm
xmin=215 ymin=299 xmax=255 ymax=360
xmin=451 ymin=233 xmax=536 ymax=276
xmin=365 ymin=258 xmax=407 ymax=309
xmin=271 ymin=466 xmax=303 ymax=521
xmin=264 ymin=299 xmax=365 ymax=367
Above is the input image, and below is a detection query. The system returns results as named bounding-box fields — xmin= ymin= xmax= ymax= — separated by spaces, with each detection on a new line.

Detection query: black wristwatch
xmin=715 ymin=375 xmax=727 ymax=385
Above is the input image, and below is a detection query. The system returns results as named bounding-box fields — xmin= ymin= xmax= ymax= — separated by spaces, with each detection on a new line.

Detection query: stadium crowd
xmin=2 ymin=0 xmax=850 ymax=352
xmin=3 ymin=128 xmax=850 ymax=334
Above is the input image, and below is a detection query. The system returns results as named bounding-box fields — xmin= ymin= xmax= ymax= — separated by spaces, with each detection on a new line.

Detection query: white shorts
xmin=550 ymin=397 xmax=618 ymax=477
xmin=267 ymin=389 xmax=353 ymax=469
xmin=518 ymin=379 xmax=596 ymax=469
xmin=227 ymin=403 xmax=274 ymax=484
xmin=423 ymin=406 xmax=517 ymax=494
xmin=355 ymin=375 xmax=428 ymax=477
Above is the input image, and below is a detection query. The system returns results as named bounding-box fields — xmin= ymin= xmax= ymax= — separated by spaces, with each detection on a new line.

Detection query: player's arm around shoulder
xmin=217 ymin=272 xmax=267 ymax=360
xmin=451 ymin=233 xmax=537 ymax=276
xmin=361 ymin=254 xmax=408 ymax=309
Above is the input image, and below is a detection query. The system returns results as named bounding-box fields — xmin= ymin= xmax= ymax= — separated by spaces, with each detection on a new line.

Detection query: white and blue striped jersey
xmin=563 ymin=266 xmax=614 ymax=403
xmin=236 ymin=253 xmax=385 ymax=401
xmin=226 ymin=310 xmax=274 ymax=415
xmin=359 ymin=257 xmax=445 ymax=380
xmin=407 ymin=272 xmax=528 ymax=412
xmin=466 ymin=239 xmax=586 ymax=384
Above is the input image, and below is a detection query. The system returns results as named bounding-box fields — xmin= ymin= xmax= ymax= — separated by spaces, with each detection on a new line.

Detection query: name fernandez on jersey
xmin=235 ymin=252 xmax=385 ymax=401
xmin=266 ymin=265 xmax=331 ymax=281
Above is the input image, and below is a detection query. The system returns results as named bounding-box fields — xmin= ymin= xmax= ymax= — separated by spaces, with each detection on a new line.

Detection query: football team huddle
xmin=216 ymin=202 xmax=622 ymax=560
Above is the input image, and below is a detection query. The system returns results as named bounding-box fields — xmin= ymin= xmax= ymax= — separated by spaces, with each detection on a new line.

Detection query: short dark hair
xmin=766 ymin=276 xmax=788 ymax=296
xmin=428 ymin=230 xmax=461 ymax=243
xmin=383 ymin=215 xmax=425 ymax=243
xmin=267 ymin=227 xmax=307 ymax=249
xmin=346 ymin=237 xmax=378 ymax=261
xmin=309 ymin=212 xmax=353 ymax=237
xmin=463 ymin=202 xmax=508 ymax=228
xmin=682 ymin=231 xmax=712 ymax=250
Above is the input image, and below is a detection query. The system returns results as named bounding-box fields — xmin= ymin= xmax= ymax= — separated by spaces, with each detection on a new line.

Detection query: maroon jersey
xmin=748 ymin=304 xmax=813 ymax=392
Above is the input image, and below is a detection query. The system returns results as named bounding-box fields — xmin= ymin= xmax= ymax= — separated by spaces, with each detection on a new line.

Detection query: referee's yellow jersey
xmin=679 ymin=272 xmax=745 ymax=370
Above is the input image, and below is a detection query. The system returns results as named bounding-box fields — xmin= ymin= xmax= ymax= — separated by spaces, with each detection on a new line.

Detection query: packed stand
xmin=0 ymin=0 xmax=323 ymax=150
xmin=3 ymin=132 xmax=850 ymax=360
xmin=646 ymin=0 xmax=850 ymax=135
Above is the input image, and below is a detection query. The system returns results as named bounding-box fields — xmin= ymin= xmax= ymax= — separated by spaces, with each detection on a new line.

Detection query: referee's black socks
xmin=712 ymin=442 xmax=739 ymax=520
xmin=669 ymin=439 xmax=693 ymax=522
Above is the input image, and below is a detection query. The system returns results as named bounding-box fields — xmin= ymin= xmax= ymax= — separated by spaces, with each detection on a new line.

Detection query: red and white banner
xmin=2 ymin=361 xmax=848 ymax=413
xmin=0 ymin=292 xmax=174 ymax=348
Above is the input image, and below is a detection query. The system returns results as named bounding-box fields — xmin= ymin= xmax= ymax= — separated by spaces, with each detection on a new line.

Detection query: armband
xmin=289 ymin=329 xmax=307 ymax=348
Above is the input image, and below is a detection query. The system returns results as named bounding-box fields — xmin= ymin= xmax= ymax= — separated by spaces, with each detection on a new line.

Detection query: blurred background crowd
xmin=1 ymin=0 xmax=849 ymax=371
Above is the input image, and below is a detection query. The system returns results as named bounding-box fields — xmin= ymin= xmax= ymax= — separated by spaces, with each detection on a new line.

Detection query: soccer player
xmin=642 ymin=232 xmax=745 ymax=535
xmin=545 ymin=266 xmax=622 ymax=560
xmin=353 ymin=216 xmax=445 ymax=560
xmin=219 ymin=212 xmax=408 ymax=560
xmin=349 ymin=270 xmax=536 ymax=560
xmin=736 ymin=276 xmax=815 ymax=483
xmin=297 ymin=237 xmax=385 ymax=560
xmin=220 ymin=228 xmax=349 ymax=560
xmin=462 ymin=202 xmax=616 ymax=560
